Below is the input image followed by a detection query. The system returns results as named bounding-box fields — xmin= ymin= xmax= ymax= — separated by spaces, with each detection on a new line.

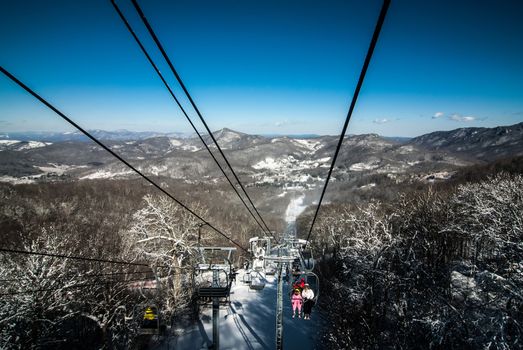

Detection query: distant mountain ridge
xmin=0 ymin=129 xmax=411 ymax=143
xmin=1 ymin=122 xmax=522 ymax=189
xmin=0 ymin=130 xmax=190 ymax=142
xmin=0 ymin=129 xmax=330 ymax=142
xmin=410 ymin=122 xmax=523 ymax=161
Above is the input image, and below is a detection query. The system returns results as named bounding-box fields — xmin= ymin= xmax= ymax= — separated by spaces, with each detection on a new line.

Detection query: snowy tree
xmin=0 ymin=227 xmax=146 ymax=349
xmin=447 ymin=173 xmax=523 ymax=270
xmin=442 ymin=173 xmax=523 ymax=348
xmin=123 ymin=194 xmax=204 ymax=316
xmin=0 ymin=229 xmax=79 ymax=348
xmin=308 ymin=173 xmax=523 ymax=349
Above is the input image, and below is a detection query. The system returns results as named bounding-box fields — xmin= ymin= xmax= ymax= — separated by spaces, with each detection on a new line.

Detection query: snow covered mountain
xmin=410 ymin=122 xmax=523 ymax=161
xmin=0 ymin=130 xmax=190 ymax=142
xmin=1 ymin=124 xmax=522 ymax=187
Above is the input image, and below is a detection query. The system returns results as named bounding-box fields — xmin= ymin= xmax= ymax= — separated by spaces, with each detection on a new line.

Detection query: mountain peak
xmin=213 ymin=128 xmax=245 ymax=135
xmin=211 ymin=128 xmax=248 ymax=142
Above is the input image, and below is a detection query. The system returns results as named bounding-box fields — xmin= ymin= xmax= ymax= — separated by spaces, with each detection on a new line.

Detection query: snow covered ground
xmin=36 ymin=163 xmax=88 ymax=175
xmin=0 ymin=140 xmax=21 ymax=147
xmin=0 ymin=175 xmax=39 ymax=184
xmin=157 ymin=196 xmax=323 ymax=349
xmin=349 ymin=161 xmax=380 ymax=171
xmin=79 ymin=169 xmax=134 ymax=180
xmin=291 ymin=139 xmax=323 ymax=154
xmin=251 ymin=156 xmax=329 ymax=187
xmin=163 ymin=271 xmax=323 ymax=350
xmin=0 ymin=140 xmax=52 ymax=151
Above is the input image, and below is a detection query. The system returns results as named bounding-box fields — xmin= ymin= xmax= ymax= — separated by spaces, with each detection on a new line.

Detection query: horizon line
xmin=1 ymin=121 xmax=522 ymax=139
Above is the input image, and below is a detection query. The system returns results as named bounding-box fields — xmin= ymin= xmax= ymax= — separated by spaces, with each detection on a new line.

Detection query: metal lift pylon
xmin=266 ymin=247 xmax=297 ymax=350
xmin=276 ymin=263 xmax=284 ymax=350
xmin=194 ymin=246 xmax=236 ymax=349
xmin=212 ymin=268 xmax=220 ymax=349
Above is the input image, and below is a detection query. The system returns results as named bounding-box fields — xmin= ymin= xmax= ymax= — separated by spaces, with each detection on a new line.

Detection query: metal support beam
xmin=212 ymin=269 xmax=220 ymax=349
xmin=276 ymin=263 xmax=284 ymax=350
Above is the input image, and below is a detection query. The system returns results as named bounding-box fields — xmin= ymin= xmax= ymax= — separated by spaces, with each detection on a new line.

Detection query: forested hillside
xmin=0 ymin=179 xmax=262 ymax=348
xmin=298 ymin=160 xmax=523 ymax=349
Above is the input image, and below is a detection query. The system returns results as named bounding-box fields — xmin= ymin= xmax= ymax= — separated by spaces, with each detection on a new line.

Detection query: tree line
xmin=0 ymin=178 xmax=264 ymax=349
xmin=298 ymin=158 xmax=523 ymax=349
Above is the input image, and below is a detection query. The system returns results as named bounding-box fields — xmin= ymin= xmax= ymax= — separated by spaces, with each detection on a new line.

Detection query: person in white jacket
xmin=301 ymin=283 xmax=315 ymax=320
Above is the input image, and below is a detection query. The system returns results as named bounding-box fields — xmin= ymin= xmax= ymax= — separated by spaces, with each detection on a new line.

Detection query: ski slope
xmin=162 ymin=270 xmax=323 ymax=349
xmin=156 ymin=194 xmax=323 ymax=349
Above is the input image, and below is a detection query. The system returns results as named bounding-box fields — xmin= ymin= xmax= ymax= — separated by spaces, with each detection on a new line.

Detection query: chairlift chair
xmin=242 ymin=269 xmax=252 ymax=284
xmin=195 ymin=266 xmax=231 ymax=299
xmin=194 ymin=247 xmax=236 ymax=302
xmin=291 ymin=258 xmax=302 ymax=276
xmin=249 ymin=236 xmax=272 ymax=273
xmin=137 ymin=303 xmax=163 ymax=336
xmin=292 ymin=272 xmax=320 ymax=302
xmin=249 ymin=236 xmax=271 ymax=255
xmin=249 ymin=270 xmax=266 ymax=290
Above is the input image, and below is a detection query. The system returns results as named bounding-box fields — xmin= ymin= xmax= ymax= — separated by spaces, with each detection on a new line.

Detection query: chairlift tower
xmin=265 ymin=246 xmax=301 ymax=350
xmin=194 ymin=246 xmax=236 ymax=349
xmin=264 ymin=236 xmax=320 ymax=350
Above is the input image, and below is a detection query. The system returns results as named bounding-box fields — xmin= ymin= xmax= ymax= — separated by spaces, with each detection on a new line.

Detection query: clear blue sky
xmin=1 ymin=0 xmax=522 ymax=137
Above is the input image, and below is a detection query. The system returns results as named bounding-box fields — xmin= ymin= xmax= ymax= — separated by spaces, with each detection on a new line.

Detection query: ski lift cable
xmin=0 ymin=66 xmax=249 ymax=254
xmin=0 ymin=265 xmax=194 ymax=283
xmin=0 ymin=267 xmax=192 ymax=283
xmin=0 ymin=270 xmax=154 ymax=282
xmin=127 ymin=0 xmax=276 ymax=241
xmin=305 ymin=0 xmax=391 ymax=246
xmin=0 ymin=277 xmax=157 ymax=297
xmin=0 ymin=247 xmax=151 ymax=267
xmin=110 ymin=0 xmax=271 ymax=238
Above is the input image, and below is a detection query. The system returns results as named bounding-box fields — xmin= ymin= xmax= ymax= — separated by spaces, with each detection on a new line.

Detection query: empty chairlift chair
xmin=249 ymin=270 xmax=266 ymax=290
xmin=248 ymin=236 xmax=271 ymax=272
xmin=247 ymin=236 xmax=273 ymax=290
xmin=194 ymin=247 xmax=236 ymax=302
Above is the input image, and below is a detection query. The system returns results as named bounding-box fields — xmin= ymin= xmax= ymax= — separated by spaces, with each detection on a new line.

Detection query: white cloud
xmin=449 ymin=114 xmax=476 ymax=122
xmin=275 ymin=120 xmax=290 ymax=127
xmin=373 ymin=118 xmax=390 ymax=124
xmin=432 ymin=112 xmax=444 ymax=119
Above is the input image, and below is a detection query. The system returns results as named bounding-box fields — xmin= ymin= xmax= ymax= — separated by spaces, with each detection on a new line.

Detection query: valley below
xmin=2 ymin=122 xmax=522 ymax=225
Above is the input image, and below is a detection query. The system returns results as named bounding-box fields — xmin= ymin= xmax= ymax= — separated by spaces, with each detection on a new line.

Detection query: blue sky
xmin=1 ymin=0 xmax=522 ymax=137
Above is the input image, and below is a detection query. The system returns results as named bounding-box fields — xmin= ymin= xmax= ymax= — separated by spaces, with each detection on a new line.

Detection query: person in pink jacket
xmin=291 ymin=288 xmax=303 ymax=318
